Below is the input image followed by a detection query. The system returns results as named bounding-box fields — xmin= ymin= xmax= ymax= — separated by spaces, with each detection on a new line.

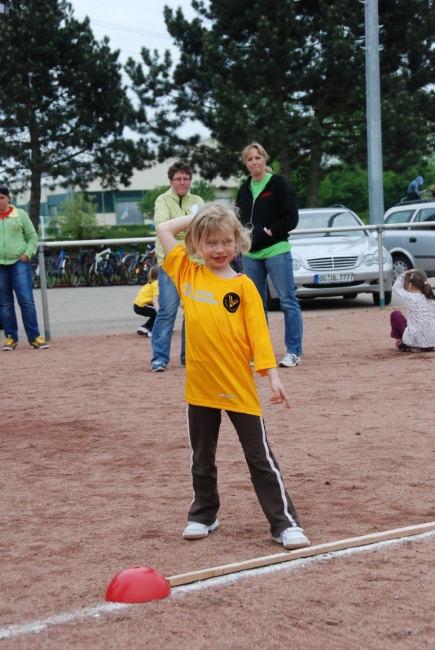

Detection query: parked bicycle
xmin=122 ymin=243 xmax=157 ymax=285
xmin=30 ymin=256 xmax=40 ymax=289
xmin=84 ymin=246 xmax=108 ymax=287
xmin=99 ymin=247 xmax=126 ymax=286
xmin=72 ymin=248 xmax=97 ymax=286
xmin=82 ymin=245 xmax=126 ymax=287
xmin=45 ymin=248 xmax=80 ymax=288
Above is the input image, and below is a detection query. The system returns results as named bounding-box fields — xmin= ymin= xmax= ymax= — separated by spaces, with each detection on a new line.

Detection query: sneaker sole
xmin=274 ymin=537 xmax=310 ymax=549
xmin=282 ymin=539 xmax=310 ymax=549
xmin=183 ymin=520 xmax=219 ymax=540
xmin=183 ymin=531 xmax=208 ymax=540
xmin=3 ymin=347 xmax=17 ymax=351
xmin=279 ymin=361 xmax=301 ymax=367
xmin=152 ymin=366 xmax=166 ymax=372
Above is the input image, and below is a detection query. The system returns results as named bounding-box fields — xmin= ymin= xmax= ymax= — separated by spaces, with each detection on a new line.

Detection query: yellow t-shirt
xmin=134 ymin=280 xmax=159 ymax=307
xmin=163 ymin=245 xmax=277 ymax=416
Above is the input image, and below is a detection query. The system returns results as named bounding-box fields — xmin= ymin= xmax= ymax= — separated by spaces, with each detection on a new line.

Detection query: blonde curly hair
xmin=185 ymin=202 xmax=251 ymax=258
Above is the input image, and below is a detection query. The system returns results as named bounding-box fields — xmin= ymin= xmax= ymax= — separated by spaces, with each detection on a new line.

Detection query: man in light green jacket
xmin=0 ymin=184 xmax=48 ymax=350
xmin=151 ymin=162 xmax=204 ymax=372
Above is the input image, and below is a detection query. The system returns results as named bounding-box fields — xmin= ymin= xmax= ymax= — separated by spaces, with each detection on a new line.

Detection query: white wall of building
xmin=14 ymin=158 xmax=239 ymax=226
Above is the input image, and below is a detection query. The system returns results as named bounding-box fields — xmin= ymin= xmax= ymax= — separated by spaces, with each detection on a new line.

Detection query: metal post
xmin=365 ymin=0 xmax=385 ymax=225
xmin=376 ymin=225 xmax=385 ymax=307
xmin=38 ymin=245 xmax=51 ymax=341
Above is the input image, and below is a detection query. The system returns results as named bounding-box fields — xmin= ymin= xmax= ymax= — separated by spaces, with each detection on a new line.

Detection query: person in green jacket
xmin=151 ymin=162 xmax=204 ymax=372
xmin=0 ymin=184 xmax=48 ymax=350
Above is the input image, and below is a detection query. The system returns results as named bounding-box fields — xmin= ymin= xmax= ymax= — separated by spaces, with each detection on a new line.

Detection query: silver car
xmin=382 ymin=199 xmax=435 ymax=279
xmin=268 ymin=207 xmax=393 ymax=309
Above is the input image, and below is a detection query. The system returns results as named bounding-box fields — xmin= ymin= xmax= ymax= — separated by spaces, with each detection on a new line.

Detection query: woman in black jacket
xmin=236 ymin=143 xmax=303 ymax=367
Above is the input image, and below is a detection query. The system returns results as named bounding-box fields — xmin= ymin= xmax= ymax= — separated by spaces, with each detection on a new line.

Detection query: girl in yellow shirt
xmin=133 ymin=265 xmax=159 ymax=336
xmin=157 ymin=202 xmax=310 ymax=550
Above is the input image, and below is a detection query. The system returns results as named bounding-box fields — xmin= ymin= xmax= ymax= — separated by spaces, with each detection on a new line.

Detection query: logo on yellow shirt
xmin=183 ymin=283 xmax=218 ymax=304
xmin=223 ymin=292 xmax=240 ymax=313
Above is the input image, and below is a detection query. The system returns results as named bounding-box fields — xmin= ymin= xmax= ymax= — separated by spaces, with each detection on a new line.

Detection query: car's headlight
xmin=364 ymin=249 xmax=389 ymax=265
xmin=292 ymin=259 xmax=301 ymax=270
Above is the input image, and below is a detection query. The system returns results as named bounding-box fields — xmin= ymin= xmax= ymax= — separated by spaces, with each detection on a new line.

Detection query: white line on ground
xmin=173 ymin=530 xmax=435 ymax=594
xmin=1 ymin=530 xmax=434 ymax=641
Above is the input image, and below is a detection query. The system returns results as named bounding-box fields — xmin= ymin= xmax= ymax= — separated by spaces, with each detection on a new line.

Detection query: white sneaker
xmin=146 ymin=331 xmax=152 ymax=338
xmin=183 ymin=519 xmax=219 ymax=540
xmin=274 ymin=526 xmax=310 ymax=549
xmin=137 ymin=326 xmax=149 ymax=336
xmin=279 ymin=353 xmax=301 ymax=367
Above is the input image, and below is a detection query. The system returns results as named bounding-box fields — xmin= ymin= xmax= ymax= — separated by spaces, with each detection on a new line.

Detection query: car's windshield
xmin=292 ymin=211 xmax=364 ymax=238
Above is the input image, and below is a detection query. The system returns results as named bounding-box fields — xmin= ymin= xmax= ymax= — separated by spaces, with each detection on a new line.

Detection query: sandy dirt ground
xmin=1 ymin=305 xmax=435 ymax=649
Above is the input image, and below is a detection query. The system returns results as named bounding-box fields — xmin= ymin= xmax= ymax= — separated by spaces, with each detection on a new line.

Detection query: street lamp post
xmin=364 ymin=0 xmax=384 ymax=226
xmin=362 ymin=0 xmax=386 ymax=307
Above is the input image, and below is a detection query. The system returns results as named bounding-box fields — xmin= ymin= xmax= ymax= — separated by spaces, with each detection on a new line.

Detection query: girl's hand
xmin=157 ymin=214 xmax=195 ymax=256
xmin=266 ymin=368 xmax=291 ymax=408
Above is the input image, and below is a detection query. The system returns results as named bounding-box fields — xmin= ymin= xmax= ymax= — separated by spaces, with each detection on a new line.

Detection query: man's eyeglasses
xmin=172 ymin=177 xmax=191 ymax=183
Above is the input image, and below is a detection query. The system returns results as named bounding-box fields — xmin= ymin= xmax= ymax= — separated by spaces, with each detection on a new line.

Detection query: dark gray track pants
xmin=186 ymin=404 xmax=301 ymax=538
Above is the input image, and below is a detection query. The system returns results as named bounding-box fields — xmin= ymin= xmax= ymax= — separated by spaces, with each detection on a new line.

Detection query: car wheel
xmin=343 ymin=293 xmax=358 ymax=300
xmin=373 ymin=291 xmax=392 ymax=306
xmin=392 ymin=254 xmax=412 ymax=281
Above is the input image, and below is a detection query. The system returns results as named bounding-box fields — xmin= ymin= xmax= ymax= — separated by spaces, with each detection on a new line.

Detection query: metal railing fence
xmin=38 ymin=237 xmax=155 ymax=340
xmin=37 ymin=221 xmax=435 ymax=340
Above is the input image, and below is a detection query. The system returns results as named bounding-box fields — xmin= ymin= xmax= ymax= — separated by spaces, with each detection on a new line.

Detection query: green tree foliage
xmin=317 ymin=159 xmax=435 ymax=222
xmin=0 ymin=0 xmax=150 ymax=229
xmin=55 ymin=193 xmax=98 ymax=240
xmin=126 ymin=0 xmax=366 ymax=202
xmin=137 ymin=186 xmax=170 ymax=217
xmin=137 ymin=180 xmax=215 ymax=218
xmin=191 ymin=180 xmax=215 ymax=202
xmin=339 ymin=0 xmax=435 ymax=173
xmin=126 ymin=0 xmax=435 ymax=207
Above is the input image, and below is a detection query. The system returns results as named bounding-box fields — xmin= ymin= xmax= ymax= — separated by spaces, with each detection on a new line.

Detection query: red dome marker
xmin=105 ymin=566 xmax=171 ymax=603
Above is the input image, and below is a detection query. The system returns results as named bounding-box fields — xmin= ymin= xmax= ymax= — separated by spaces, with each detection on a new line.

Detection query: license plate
xmin=314 ymin=273 xmax=355 ymax=283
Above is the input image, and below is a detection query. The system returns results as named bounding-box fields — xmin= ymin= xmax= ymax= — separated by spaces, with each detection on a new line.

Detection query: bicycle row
xmin=31 ymin=243 xmax=157 ymax=289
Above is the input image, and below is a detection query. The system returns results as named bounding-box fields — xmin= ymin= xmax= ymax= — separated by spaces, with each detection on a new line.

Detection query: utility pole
xmin=364 ymin=0 xmax=386 ymax=307
xmin=364 ymin=0 xmax=384 ymax=225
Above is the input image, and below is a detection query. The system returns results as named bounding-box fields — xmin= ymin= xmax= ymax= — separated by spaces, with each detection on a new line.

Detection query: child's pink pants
xmin=390 ymin=310 xmax=407 ymax=340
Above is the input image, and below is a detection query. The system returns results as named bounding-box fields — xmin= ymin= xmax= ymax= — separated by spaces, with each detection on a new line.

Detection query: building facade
xmin=13 ymin=159 xmax=238 ymax=228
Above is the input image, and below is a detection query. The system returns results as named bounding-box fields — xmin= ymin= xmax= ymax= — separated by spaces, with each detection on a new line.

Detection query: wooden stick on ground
xmin=168 ymin=521 xmax=435 ymax=588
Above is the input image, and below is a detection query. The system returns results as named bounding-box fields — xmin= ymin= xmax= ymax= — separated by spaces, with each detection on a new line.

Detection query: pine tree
xmin=127 ymin=0 xmax=365 ymax=203
xmin=127 ymin=0 xmax=435 ymax=206
xmin=0 ymin=0 xmax=150 ymax=228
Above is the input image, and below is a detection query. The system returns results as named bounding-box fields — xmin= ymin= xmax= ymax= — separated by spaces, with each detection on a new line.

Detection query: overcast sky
xmin=70 ymin=0 xmax=209 ymax=138
xmin=70 ymin=0 xmax=198 ymax=67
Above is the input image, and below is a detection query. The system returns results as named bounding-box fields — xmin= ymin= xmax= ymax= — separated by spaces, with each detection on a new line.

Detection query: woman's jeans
xmin=151 ymin=268 xmax=185 ymax=366
xmin=0 ymin=260 xmax=40 ymax=342
xmin=242 ymin=252 xmax=303 ymax=356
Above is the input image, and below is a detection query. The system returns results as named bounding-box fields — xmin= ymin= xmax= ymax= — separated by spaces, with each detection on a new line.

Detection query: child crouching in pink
xmin=390 ymin=269 xmax=435 ymax=352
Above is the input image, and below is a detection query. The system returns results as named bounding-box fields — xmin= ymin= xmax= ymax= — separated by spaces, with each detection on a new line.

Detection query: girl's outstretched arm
xmin=156 ymin=214 xmax=195 ymax=256
xmin=265 ymin=368 xmax=291 ymax=408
